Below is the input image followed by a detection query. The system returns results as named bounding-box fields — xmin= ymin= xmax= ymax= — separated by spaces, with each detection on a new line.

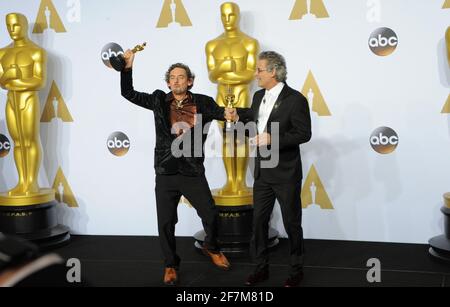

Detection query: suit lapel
xmin=253 ymin=90 xmax=265 ymax=122
xmin=264 ymin=84 xmax=290 ymax=132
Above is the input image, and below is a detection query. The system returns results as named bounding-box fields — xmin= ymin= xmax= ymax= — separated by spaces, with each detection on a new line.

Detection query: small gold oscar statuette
xmin=110 ymin=42 xmax=147 ymax=72
xmin=225 ymin=85 xmax=236 ymax=130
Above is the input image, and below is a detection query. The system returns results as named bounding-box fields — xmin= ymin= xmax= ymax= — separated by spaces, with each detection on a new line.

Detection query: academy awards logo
xmin=52 ymin=167 xmax=78 ymax=207
xmin=443 ymin=0 xmax=450 ymax=9
xmin=0 ymin=134 xmax=11 ymax=158
xmin=369 ymin=28 xmax=398 ymax=56
xmin=157 ymin=0 xmax=192 ymax=28
xmin=101 ymin=43 xmax=124 ymax=68
xmin=107 ymin=132 xmax=130 ymax=157
xmin=442 ymin=95 xmax=450 ymax=114
xmin=41 ymin=81 xmax=74 ymax=122
xmin=301 ymin=164 xmax=333 ymax=209
xmin=301 ymin=70 xmax=331 ymax=116
xmin=33 ymin=0 xmax=67 ymax=33
xmin=370 ymin=127 xmax=399 ymax=154
xmin=289 ymin=0 xmax=329 ymax=20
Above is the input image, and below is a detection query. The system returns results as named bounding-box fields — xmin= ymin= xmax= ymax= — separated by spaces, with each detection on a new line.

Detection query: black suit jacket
xmin=120 ymin=69 xmax=225 ymax=176
xmin=237 ymin=84 xmax=311 ymax=184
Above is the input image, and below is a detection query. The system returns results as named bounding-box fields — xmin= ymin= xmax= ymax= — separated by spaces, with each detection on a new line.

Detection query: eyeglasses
xmin=256 ymin=68 xmax=268 ymax=73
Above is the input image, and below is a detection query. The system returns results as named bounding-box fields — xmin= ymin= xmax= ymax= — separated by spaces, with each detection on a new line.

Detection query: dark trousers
xmin=250 ymin=178 xmax=304 ymax=275
xmin=155 ymin=174 xmax=219 ymax=268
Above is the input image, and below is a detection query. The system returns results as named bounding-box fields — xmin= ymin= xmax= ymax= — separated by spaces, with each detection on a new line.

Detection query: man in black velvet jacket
xmin=120 ymin=50 xmax=231 ymax=286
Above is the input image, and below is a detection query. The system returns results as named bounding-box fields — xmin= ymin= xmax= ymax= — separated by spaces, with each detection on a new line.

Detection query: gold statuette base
xmin=0 ymin=189 xmax=55 ymax=206
xmin=211 ymin=188 xmax=253 ymax=206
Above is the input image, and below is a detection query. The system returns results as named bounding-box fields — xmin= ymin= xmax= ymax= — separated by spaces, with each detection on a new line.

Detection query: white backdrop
xmin=0 ymin=0 xmax=449 ymax=244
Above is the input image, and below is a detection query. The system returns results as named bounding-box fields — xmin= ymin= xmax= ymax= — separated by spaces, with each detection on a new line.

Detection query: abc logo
xmin=369 ymin=28 xmax=398 ymax=56
xmin=0 ymin=134 xmax=11 ymax=158
xmin=107 ymin=132 xmax=130 ymax=157
xmin=101 ymin=43 xmax=124 ymax=68
xmin=370 ymin=127 xmax=399 ymax=154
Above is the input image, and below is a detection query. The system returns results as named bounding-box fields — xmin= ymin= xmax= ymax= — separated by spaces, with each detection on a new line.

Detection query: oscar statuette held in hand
xmin=110 ymin=42 xmax=146 ymax=72
xmin=225 ymin=85 xmax=236 ymax=131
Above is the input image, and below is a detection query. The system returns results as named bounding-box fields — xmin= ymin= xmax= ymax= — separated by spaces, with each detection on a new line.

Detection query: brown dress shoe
xmin=245 ymin=268 xmax=269 ymax=286
xmin=283 ymin=271 xmax=304 ymax=287
xmin=164 ymin=267 xmax=178 ymax=286
xmin=203 ymin=249 xmax=231 ymax=270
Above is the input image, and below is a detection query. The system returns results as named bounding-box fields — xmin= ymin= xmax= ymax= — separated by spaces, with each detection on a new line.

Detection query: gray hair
xmin=259 ymin=51 xmax=287 ymax=82
xmin=165 ymin=63 xmax=195 ymax=90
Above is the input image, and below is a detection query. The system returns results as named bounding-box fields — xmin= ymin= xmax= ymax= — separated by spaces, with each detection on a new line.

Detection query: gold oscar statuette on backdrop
xmin=446 ymin=27 xmax=450 ymax=66
xmin=0 ymin=13 xmax=69 ymax=247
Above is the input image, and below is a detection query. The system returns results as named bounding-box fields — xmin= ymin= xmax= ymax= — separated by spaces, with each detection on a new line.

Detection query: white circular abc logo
xmin=369 ymin=28 xmax=398 ymax=56
xmin=101 ymin=43 xmax=124 ymax=68
xmin=370 ymin=127 xmax=399 ymax=154
xmin=0 ymin=134 xmax=11 ymax=158
xmin=107 ymin=132 xmax=130 ymax=157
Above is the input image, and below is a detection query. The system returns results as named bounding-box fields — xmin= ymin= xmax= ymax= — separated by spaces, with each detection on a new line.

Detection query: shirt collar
xmin=165 ymin=91 xmax=193 ymax=102
xmin=265 ymin=82 xmax=284 ymax=100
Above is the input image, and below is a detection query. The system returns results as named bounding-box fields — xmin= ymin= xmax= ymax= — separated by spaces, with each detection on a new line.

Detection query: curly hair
xmin=164 ymin=63 xmax=195 ymax=90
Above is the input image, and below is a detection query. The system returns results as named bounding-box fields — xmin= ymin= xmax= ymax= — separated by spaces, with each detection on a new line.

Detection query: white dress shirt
xmin=257 ymin=82 xmax=285 ymax=134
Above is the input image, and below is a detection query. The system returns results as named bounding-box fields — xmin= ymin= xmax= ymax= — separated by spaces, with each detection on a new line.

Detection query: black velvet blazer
xmin=121 ymin=69 xmax=225 ymax=176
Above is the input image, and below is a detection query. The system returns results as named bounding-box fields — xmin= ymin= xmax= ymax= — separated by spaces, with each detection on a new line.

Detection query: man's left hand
xmin=252 ymin=132 xmax=271 ymax=146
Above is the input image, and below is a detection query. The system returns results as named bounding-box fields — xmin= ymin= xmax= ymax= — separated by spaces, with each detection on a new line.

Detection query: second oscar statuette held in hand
xmin=110 ymin=42 xmax=146 ymax=72
xmin=225 ymin=85 xmax=236 ymax=130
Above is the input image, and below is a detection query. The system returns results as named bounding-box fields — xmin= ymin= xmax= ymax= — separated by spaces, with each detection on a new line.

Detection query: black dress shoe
xmin=245 ymin=268 xmax=269 ymax=286
xmin=283 ymin=271 xmax=304 ymax=287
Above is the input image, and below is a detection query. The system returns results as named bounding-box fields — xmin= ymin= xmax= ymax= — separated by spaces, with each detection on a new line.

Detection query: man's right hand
xmin=225 ymin=107 xmax=238 ymax=122
xmin=123 ymin=49 xmax=135 ymax=69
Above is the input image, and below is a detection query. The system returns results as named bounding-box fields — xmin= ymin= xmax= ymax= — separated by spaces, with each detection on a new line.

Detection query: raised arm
xmin=120 ymin=49 xmax=156 ymax=110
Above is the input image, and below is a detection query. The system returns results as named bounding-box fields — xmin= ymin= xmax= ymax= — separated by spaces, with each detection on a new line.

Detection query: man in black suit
xmin=228 ymin=51 xmax=311 ymax=287
xmin=120 ymin=50 xmax=231 ymax=286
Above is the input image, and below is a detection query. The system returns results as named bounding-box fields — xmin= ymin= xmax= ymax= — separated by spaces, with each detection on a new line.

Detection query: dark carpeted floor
xmin=47 ymin=235 xmax=450 ymax=287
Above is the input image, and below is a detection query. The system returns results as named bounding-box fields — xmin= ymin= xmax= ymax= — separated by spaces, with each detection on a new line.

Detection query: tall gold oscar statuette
xmin=429 ymin=27 xmax=450 ymax=261
xmin=205 ymin=2 xmax=257 ymax=206
xmin=197 ymin=2 xmax=278 ymax=252
xmin=0 ymin=13 xmax=69 ymax=246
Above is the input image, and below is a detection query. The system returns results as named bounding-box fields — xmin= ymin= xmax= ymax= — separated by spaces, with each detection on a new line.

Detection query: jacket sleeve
xmin=278 ymin=95 xmax=312 ymax=149
xmin=236 ymin=93 xmax=260 ymax=124
xmin=236 ymin=107 xmax=254 ymax=124
xmin=120 ymin=69 xmax=157 ymax=110
xmin=204 ymin=96 xmax=225 ymax=121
